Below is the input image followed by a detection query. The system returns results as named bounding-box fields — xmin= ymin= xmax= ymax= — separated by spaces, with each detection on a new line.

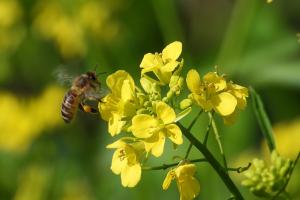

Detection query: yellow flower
xmin=131 ymin=101 xmax=183 ymax=157
xmin=0 ymin=85 xmax=64 ymax=153
xmin=162 ymin=163 xmax=200 ymax=200
xmin=99 ymin=70 xmax=139 ymax=136
xmin=106 ymin=139 xmax=143 ymax=187
xmin=223 ymin=82 xmax=248 ymax=124
xmin=186 ymin=69 xmax=248 ymax=123
xmin=140 ymin=41 xmax=182 ymax=85
xmin=187 ymin=69 xmax=236 ymax=115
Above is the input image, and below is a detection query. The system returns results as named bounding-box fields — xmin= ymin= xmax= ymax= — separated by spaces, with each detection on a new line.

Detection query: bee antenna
xmin=97 ymin=71 xmax=107 ymax=77
xmin=93 ymin=64 xmax=100 ymax=73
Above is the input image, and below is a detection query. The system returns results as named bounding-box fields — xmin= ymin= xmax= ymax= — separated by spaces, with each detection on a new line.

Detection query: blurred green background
xmin=0 ymin=0 xmax=299 ymax=199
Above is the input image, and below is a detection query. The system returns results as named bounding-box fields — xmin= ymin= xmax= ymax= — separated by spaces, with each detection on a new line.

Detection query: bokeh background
xmin=0 ymin=0 xmax=299 ymax=199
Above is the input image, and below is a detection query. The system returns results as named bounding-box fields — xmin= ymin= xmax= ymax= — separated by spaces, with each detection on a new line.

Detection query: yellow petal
xmin=121 ymin=79 xmax=135 ymax=102
xmin=176 ymin=164 xmax=197 ymax=179
xmin=121 ymin=163 xmax=141 ymax=187
xmin=162 ymin=60 xmax=179 ymax=72
xmin=131 ymin=114 xmax=159 ymax=138
xmin=150 ymin=132 xmax=166 ymax=157
xmin=162 ymin=170 xmax=175 ymax=190
xmin=106 ymin=70 xmax=135 ymax=95
xmin=203 ymin=72 xmax=226 ymax=92
xmin=108 ymin=113 xmax=126 ymax=136
xmin=179 ymin=178 xmax=200 ymax=200
xmin=111 ymin=149 xmax=126 ymax=175
xmin=140 ymin=53 xmax=156 ymax=69
xmin=212 ymin=92 xmax=237 ymax=116
xmin=162 ymin=41 xmax=182 ymax=62
xmin=186 ymin=69 xmax=201 ymax=94
xmin=106 ymin=139 xmax=127 ymax=149
xmin=156 ymin=101 xmax=176 ymax=124
xmin=166 ymin=124 xmax=183 ymax=145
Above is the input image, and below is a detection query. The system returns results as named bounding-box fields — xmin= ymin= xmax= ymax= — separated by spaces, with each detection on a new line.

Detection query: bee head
xmin=86 ymin=71 xmax=97 ymax=81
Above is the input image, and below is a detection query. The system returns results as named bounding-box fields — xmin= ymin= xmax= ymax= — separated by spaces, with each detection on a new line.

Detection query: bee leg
xmin=79 ymin=102 xmax=99 ymax=114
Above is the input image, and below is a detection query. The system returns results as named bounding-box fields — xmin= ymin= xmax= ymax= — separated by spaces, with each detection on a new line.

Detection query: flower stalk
xmin=177 ymin=122 xmax=244 ymax=200
xmin=142 ymin=158 xmax=207 ymax=171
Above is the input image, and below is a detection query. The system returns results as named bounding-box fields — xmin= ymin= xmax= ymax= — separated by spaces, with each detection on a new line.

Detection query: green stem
xmin=142 ymin=158 xmax=207 ymax=171
xmin=204 ymin=112 xmax=213 ymax=145
xmin=226 ymin=162 xmax=251 ymax=173
xmin=177 ymin=122 xmax=244 ymax=200
xmin=185 ymin=110 xmax=203 ymax=159
xmin=209 ymin=112 xmax=228 ymax=171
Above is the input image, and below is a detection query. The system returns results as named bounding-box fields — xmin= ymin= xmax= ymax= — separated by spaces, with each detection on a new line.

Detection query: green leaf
xmin=250 ymin=87 xmax=276 ymax=152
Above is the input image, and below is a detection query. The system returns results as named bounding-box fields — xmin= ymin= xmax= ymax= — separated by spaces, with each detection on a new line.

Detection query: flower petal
xmin=106 ymin=139 xmax=127 ymax=149
xmin=108 ymin=113 xmax=126 ymax=136
xmin=131 ymin=114 xmax=159 ymax=138
xmin=111 ymin=149 xmax=126 ymax=175
xmin=156 ymin=101 xmax=176 ymax=124
xmin=140 ymin=53 xmax=156 ymax=69
xmin=166 ymin=124 xmax=183 ymax=145
xmin=121 ymin=79 xmax=135 ymax=102
xmin=162 ymin=41 xmax=182 ymax=62
xmin=106 ymin=70 xmax=135 ymax=96
xmin=150 ymin=132 xmax=166 ymax=157
xmin=212 ymin=92 xmax=237 ymax=116
xmin=203 ymin=72 xmax=226 ymax=92
xmin=121 ymin=163 xmax=141 ymax=187
xmin=162 ymin=60 xmax=179 ymax=72
xmin=179 ymin=178 xmax=200 ymax=200
xmin=186 ymin=69 xmax=201 ymax=94
xmin=162 ymin=170 xmax=176 ymax=190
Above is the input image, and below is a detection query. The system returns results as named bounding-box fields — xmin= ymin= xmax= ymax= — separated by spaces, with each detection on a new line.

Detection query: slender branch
xmin=226 ymin=162 xmax=251 ymax=173
xmin=185 ymin=110 xmax=203 ymax=159
xmin=142 ymin=158 xmax=207 ymax=171
xmin=209 ymin=112 xmax=228 ymax=171
xmin=204 ymin=112 xmax=213 ymax=145
xmin=177 ymin=122 xmax=244 ymax=199
xmin=188 ymin=110 xmax=203 ymax=131
xmin=271 ymin=152 xmax=300 ymax=200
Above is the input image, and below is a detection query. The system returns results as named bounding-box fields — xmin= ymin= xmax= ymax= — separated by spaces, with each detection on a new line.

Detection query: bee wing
xmin=85 ymin=87 xmax=109 ymax=101
xmin=53 ymin=67 xmax=76 ymax=87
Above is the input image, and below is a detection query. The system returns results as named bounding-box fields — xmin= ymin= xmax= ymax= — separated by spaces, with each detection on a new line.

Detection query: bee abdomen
xmin=61 ymin=90 xmax=79 ymax=123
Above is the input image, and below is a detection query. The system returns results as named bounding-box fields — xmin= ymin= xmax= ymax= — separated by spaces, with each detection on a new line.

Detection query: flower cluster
xmin=185 ymin=69 xmax=248 ymax=124
xmin=99 ymin=41 xmax=188 ymax=188
xmin=99 ymin=41 xmax=249 ymax=199
xmin=242 ymin=151 xmax=293 ymax=198
xmin=33 ymin=0 xmax=119 ymax=58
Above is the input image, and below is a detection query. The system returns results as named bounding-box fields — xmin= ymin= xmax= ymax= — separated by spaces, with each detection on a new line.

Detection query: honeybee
xmin=60 ymin=71 xmax=103 ymax=123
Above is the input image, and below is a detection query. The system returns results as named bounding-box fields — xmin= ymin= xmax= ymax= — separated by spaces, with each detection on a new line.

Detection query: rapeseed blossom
xmin=106 ymin=139 xmax=144 ymax=187
xmin=140 ymin=41 xmax=182 ymax=85
xmin=131 ymin=101 xmax=183 ymax=157
xmin=100 ymin=41 xmax=249 ymax=198
xmin=163 ymin=163 xmax=200 ymax=200
xmin=186 ymin=69 xmax=248 ymax=123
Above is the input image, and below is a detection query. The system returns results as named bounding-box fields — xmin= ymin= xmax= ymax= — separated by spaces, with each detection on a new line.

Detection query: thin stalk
xmin=185 ymin=110 xmax=203 ymax=159
xmin=209 ymin=112 xmax=228 ymax=171
xmin=204 ymin=112 xmax=213 ymax=145
xmin=226 ymin=162 xmax=251 ymax=173
xmin=142 ymin=158 xmax=207 ymax=171
xmin=177 ymin=123 xmax=244 ymax=199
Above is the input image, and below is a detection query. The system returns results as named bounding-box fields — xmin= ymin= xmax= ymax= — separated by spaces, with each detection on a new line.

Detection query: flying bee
xmin=59 ymin=70 xmax=104 ymax=123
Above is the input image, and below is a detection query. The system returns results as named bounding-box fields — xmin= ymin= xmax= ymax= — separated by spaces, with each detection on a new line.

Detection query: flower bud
xmin=180 ymin=99 xmax=192 ymax=110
